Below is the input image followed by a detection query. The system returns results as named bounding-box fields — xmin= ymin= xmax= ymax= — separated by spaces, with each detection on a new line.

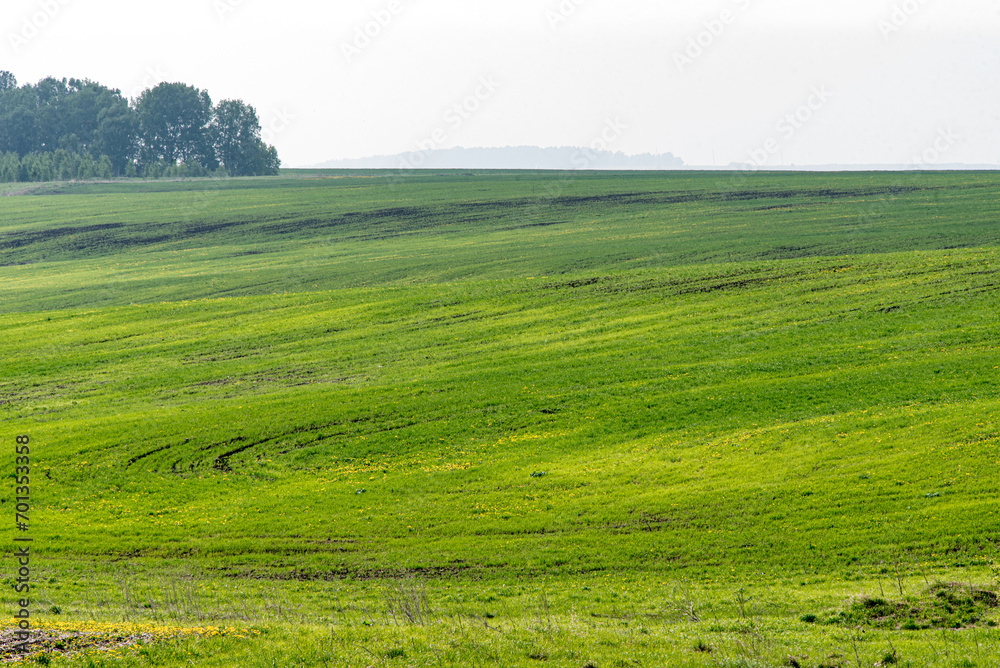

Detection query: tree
xmin=0 ymin=86 xmax=39 ymax=156
xmin=94 ymin=101 xmax=138 ymax=176
xmin=32 ymin=76 xmax=70 ymax=152
xmin=259 ymin=143 xmax=281 ymax=175
xmin=53 ymin=148 xmax=76 ymax=180
xmin=0 ymin=151 xmax=19 ymax=182
xmin=58 ymin=79 xmax=125 ymax=154
xmin=0 ymin=71 xmax=279 ymax=180
xmin=135 ymin=82 xmax=214 ymax=168
xmin=96 ymin=155 xmax=113 ymax=180
xmin=211 ymin=99 xmax=258 ymax=176
xmin=0 ymin=76 xmax=128 ymax=158
xmin=0 ymin=71 xmax=16 ymax=93
xmin=210 ymin=99 xmax=280 ymax=176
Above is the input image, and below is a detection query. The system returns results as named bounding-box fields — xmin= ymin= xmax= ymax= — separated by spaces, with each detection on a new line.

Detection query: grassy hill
xmin=2 ymin=170 xmax=1000 ymax=666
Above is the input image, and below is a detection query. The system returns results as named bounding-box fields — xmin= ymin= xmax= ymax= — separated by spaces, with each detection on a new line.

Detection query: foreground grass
xmin=11 ymin=576 xmax=1000 ymax=667
xmin=11 ymin=566 xmax=1000 ymax=667
xmin=2 ymin=170 xmax=1000 ymax=665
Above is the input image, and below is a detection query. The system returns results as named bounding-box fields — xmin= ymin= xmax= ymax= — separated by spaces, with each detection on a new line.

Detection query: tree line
xmin=0 ymin=70 xmax=280 ymax=182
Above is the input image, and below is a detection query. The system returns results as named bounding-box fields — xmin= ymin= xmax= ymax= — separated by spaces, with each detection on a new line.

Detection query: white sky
xmin=3 ymin=0 xmax=999 ymax=167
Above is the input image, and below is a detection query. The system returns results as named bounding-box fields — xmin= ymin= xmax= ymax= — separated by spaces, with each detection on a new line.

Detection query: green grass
xmin=2 ymin=170 xmax=1000 ymax=666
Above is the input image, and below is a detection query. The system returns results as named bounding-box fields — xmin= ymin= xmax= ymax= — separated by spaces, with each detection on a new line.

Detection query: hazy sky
xmin=4 ymin=0 xmax=999 ymax=167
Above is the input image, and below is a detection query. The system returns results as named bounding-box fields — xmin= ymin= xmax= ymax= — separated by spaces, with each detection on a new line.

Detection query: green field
xmin=3 ymin=170 xmax=1000 ymax=667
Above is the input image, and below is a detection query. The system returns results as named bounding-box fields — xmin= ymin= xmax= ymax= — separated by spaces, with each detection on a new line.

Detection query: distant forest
xmin=0 ymin=71 xmax=279 ymax=182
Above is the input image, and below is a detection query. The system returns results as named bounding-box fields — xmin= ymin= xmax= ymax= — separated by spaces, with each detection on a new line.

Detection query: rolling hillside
xmin=2 ymin=170 xmax=999 ymax=666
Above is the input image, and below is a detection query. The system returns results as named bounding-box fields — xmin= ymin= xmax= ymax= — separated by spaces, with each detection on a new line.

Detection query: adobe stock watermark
xmin=525 ymin=116 xmax=630 ymax=212
xmin=714 ymin=84 xmax=832 ymax=196
xmin=213 ymin=0 xmax=249 ymax=21
xmin=127 ymin=65 xmax=170 ymax=101
xmin=856 ymin=127 xmax=960 ymax=226
xmin=910 ymin=127 xmax=960 ymax=168
xmin=546 ymin=0 xmax=587 ymax=31
xmin=396 ymin=75 xmax=501 ymax=170
xmin=7 ymin=0 xmax=72 ymax=54
xmin=569 ymin=117 xmax=629 ymax=169
xmin=342 ymin=0 xmax=407 ymax=64
xmin=674 ymin=0 xmax=753 ymax=73
xmin=12 ymin=434 xmax=33 ymax=656
xmin=179 ymin=107 xmax=294 ymax=222
xmin=261 ymin=107 xmax=296 ymax=145
xmin=878 ymin=0 xmax=930 ymax=39
xmin=747 ymin=85 xmax=834 ymax=168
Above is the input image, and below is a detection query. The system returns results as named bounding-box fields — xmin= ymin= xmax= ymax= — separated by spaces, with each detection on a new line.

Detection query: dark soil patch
xmin=220 ymin=564 xmax=489 ymax=582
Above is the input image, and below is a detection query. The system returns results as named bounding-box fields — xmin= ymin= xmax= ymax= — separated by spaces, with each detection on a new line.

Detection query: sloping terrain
xmin=2 ymin=170 xmax=999 ymax=666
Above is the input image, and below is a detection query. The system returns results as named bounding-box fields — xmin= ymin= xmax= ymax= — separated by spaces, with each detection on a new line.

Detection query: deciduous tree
xmin=136 ymin=82 xmax=215 ymax=168
xmin=211 ymin=99 xmax=280 ymax=176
